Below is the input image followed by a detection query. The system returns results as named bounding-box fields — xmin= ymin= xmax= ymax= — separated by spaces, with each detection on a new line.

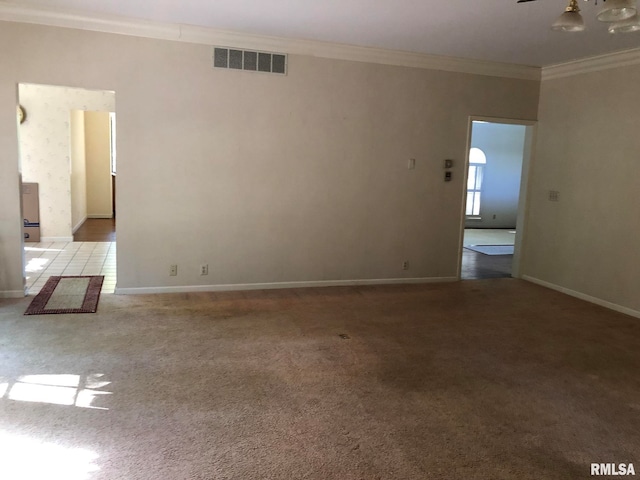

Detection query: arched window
xmin=466 ymin=148 xmax=486 ymax=216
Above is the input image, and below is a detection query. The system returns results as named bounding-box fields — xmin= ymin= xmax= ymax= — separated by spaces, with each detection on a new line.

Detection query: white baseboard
xmin=72 ymin=216 xmax=87 ymax=234
xmin=115 ymin=276 xmax=458 ymax=295
xmin=88 ymin=214 xmax=113 ymax=219
xmin=0 ymin=290 xmax=26 ymax=299
xmin=40 ymin=236 xmax=74 ymax=243
xmin=522 ymin=275 xmax=640 ymax=319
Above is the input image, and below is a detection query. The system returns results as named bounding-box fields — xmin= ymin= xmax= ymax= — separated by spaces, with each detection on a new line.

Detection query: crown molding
xmin=0 ymin=1 xmax=540 ymax=81
xmin=0 ymin=2 xmax=181 ymax=41
xmin=542 ymin=47 xmax=640 ymax=80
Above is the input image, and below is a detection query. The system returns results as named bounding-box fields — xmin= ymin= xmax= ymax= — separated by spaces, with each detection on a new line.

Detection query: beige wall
xmin=0 ymin=20 xmax=539 ymax=296
xmin=70 ymin=110 xmax=87 ymax=231
xmin=18 ymin=83 xmax=115 ymax=241
xmin=84 ymin=111 xmax=112 ymax=218
xmin=523 ymin=64 xmax=640 ymax=314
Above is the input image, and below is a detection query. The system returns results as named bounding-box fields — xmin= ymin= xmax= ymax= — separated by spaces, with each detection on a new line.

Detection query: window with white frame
xmin=466 ymin=147 xmax=486 ymax=217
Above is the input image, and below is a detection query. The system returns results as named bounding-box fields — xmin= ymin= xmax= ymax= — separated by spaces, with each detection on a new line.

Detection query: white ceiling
xmin=9 ymin=0 xmax=640 ymax=66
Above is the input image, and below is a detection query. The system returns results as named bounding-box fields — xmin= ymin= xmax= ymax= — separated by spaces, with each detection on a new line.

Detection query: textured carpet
xmin=465 ymin=245 xmax=515 ymax=255
xmin=1 ymin=279 xmax=639 ymax=479
xmin=24 ymin=276 xmax=104 ymax=315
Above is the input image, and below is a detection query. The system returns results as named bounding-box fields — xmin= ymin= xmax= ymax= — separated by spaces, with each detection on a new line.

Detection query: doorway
xmin=17 ymin=83 xmax=117 ymax=295
xmin=459 ymin=118 xmax=535 ymax=280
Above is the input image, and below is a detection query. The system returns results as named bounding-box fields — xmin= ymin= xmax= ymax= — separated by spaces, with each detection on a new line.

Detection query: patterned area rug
xmin=24 ymin=276 xmax=104 ymax=315
xmin=464 ymin=245 xmax=515 ymax=256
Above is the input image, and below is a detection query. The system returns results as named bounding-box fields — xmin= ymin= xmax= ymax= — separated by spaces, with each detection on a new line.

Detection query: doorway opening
xmin=17 ymin=83 xmax=117 ymax=295
xmin=459 ymin=118 xmax=535 ymax=280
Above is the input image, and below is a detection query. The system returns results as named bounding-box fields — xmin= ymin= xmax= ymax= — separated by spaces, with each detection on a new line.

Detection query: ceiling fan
xmin=517 ymin=0 xmax=640 ymax=32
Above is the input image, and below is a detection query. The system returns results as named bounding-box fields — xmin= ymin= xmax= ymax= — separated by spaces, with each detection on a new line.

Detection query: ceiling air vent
xmin=213 ymin=47 xmax=287 ymax=75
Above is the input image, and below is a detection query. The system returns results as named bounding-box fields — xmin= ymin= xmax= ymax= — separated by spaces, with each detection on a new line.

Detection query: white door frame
xmin=457 ymin=116 xmax=537 ymax=280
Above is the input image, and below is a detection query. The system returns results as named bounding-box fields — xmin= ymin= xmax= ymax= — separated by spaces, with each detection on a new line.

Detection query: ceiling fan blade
xmin=517 ymin=0 xmax=538 ymax=3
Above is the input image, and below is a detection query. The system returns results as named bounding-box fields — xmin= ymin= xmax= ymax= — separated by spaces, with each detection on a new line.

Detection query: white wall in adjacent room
xmin=70 ymin=110 xmax=87 ymax=232
xmin=466 ymin=122 xmax=526 ymax=229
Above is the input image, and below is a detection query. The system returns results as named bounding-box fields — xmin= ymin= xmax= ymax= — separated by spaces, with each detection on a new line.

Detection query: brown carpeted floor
xmin=1 ymin=279 xmax=639 ymax=479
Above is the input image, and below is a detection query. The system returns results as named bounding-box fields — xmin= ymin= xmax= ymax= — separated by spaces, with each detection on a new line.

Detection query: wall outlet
xmin=169 ymin=264 xmax=178 ymax=276
xmin=200 ymin=264 xmax=208 ymax=275
xmin=402 ymin=261 xmax=409 ymax=270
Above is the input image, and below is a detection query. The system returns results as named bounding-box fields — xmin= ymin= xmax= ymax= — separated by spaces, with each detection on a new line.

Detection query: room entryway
xmin=18 ymin=83 xmax=117 ymax=295
xmin=459 ymin=118 xmax=535 ymax=280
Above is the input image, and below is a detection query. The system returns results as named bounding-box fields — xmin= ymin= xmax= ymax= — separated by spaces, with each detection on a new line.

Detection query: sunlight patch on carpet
xmin=0 ymin=431 xmax=100 ymax=480
xmin=0 ymin=374 xmax=111 ymax=410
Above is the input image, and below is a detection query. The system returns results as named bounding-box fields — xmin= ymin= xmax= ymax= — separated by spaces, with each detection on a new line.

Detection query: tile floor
xmin=24 ymin=241 xmax=116 ymax=295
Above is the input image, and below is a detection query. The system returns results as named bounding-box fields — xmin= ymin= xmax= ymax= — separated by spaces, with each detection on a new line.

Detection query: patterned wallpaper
xmin=18 ymin=84 xmax=115 ymax=240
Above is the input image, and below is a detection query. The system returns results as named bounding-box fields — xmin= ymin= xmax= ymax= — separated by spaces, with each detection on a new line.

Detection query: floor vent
xmin=213 ymin=47 xmax=287 ymax=75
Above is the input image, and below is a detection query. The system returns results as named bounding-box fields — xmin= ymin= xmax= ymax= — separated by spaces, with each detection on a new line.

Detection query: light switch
xmin=445 ymin=171 xmax=452 ymax=182
xmin=408 ymin=158 xmax=416 ymax=170
xmin=444 ymin=159 xmax=453 ymax=169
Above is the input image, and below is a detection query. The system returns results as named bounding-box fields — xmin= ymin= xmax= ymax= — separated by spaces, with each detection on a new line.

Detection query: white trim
xmin=0 ymin=2 xmax=540 ymax=81
xmin=87 ymin=214 xmax=113 ymax=219
xmin=512 ymin=124 xmax=536 ymax=279
xmin=40 ymin=236 xmax=74 ymax=243
xmin=115 ymin=276 xmax=458 ymax=295
xmin=0 ymin=290 xmax=25 ymax=299
xmin=542 ymin=47 xmax=640 ymax=80
xmin=72 ymin=216 xmax=87 ymax=234
xmin=523 ymin=275 xmax=640 ymax=319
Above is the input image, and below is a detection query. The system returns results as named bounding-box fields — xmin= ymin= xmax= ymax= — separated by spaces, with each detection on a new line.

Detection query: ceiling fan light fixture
xmin=552 ymin=1 xmax=585 ymax=32
xmin=596 ymin=0 xmax=637 ymax=22
xmin=608 ymin=12 xmax=640 ymax=31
